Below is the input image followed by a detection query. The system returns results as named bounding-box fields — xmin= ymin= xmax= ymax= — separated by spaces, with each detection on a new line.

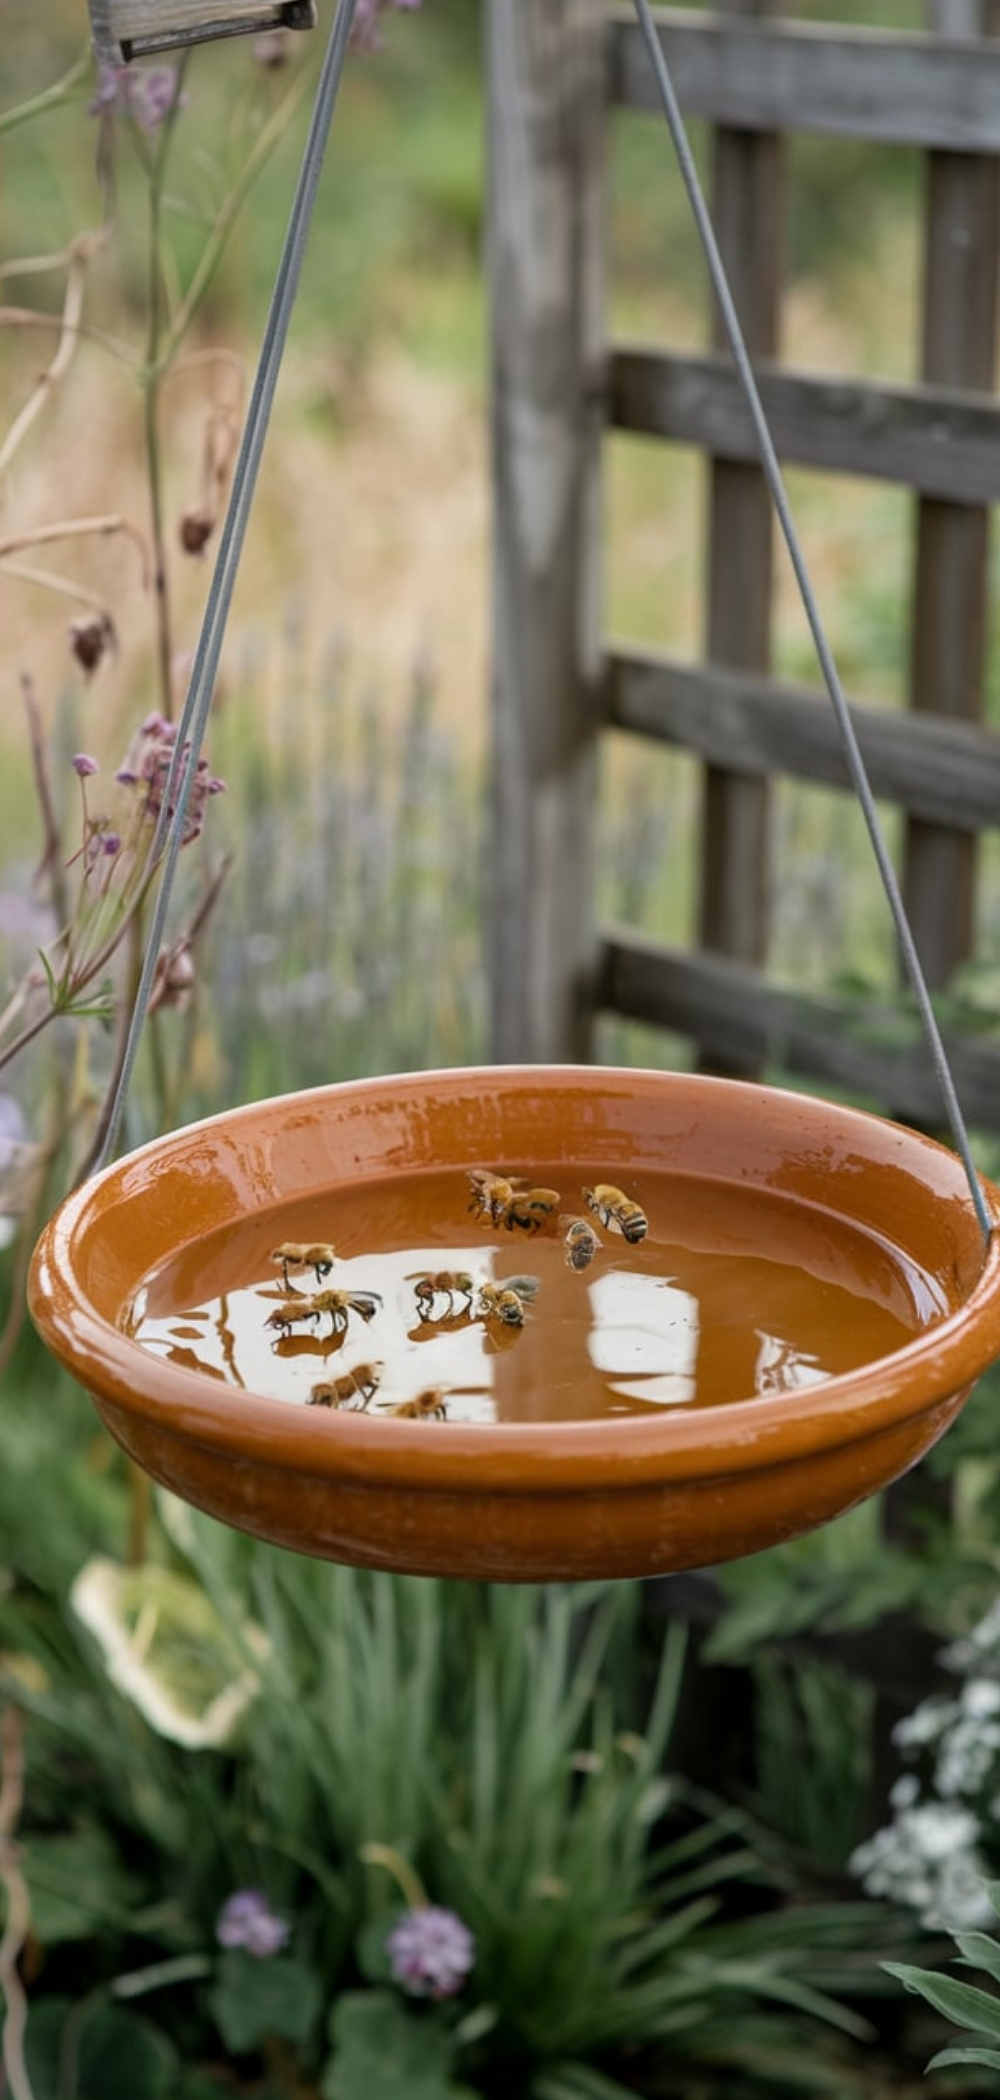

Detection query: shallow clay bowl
xmin=27 ymin=1066 xmax=1000 ymax=1581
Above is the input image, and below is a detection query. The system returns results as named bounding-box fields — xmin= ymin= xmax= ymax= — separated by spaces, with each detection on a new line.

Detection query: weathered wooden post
xmin=698 ymin=0 xmax=783 ymax=1075
xmin=485 ymin=0 xmax=605 ymax=1064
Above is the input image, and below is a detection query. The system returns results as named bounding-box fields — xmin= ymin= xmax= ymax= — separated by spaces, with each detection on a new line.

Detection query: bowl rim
xmin=28 ymin=1064 xmax=1000 ymax=1494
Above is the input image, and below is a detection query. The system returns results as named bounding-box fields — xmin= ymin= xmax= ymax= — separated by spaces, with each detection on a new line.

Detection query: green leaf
xmin=24 ymin=1998 xmax=179 ymax=2100
xmin=883 ymin=1961 xmax=1000 ymax=2039
xmin=533 ymin=2062 xmax=646 ymax=2100
xmin=927 ymin=2045 xmax=1000 ymax=2072
xmin=209 ymin=1949 xmax=322 ymax=2053
xmin=955 ymin=1930 xmax=1000 ymax=1986
xmin=21 ymin=1827 xmax=139 ymax=1945
xmin=322 ymin=1989 xmax=458 ymax=2100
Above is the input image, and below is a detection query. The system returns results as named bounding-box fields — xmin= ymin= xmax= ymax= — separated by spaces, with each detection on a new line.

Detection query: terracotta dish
xmin=27 ymin=1067 xmax=1000 ymax=1580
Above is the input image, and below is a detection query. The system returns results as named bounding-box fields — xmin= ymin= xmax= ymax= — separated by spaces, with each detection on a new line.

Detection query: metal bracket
xmin=88 ymin=0 xmax=316 ymax=67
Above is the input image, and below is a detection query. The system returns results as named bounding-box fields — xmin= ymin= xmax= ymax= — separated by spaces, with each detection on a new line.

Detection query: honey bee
xmin=270 ymin=1242 xmax=336 ymax=1291
xmin=502 ymin=1186 xmax=562 ymax=1234
xmin=475 ymin=1276 xmax=539 ymax=1327
xmin=467 ymin=1169 xmax=517 ymax=1225
xmin=268 ymin=1287 xmax=381 ymax=1338
xmin=308 ymin=1362 xmax=383 ymax=1409
xmin=582 ymin=1184 xmax=648 ymax=1244
xmin=388 ymin=1387 xmax=449 ymax=1421
xmin=411 ymin=1270 xmax=475 ymax=1320
xmin=560 ymin=1214 xmax=601 ymax=1270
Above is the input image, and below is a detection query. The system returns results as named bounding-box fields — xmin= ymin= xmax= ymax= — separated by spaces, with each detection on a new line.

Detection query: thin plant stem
xmin=0 ymin=45 xmax=90 ymax=138
xmin=21 ymin=671 xmax=69 ymax=931
xmin=0 ymin=515 xmax=149 ymax=582
xmin=0 ymin=231 xmax=107 ymax=480
xmin=0 ymin=1707 xmax=36 ymax=2100
xmin=161 ymin=61 xmax=313 ymax=365
xmin=0 ymin=304 xmax=136 ymax=367
xmin=142 ymin=81 xmax=186 ymax=723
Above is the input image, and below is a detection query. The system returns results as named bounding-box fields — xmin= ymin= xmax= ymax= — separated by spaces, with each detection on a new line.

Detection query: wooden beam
xmin=485 ymin=0 xmax=605 ymax=1062
xmin=89 ymin=0 xmax=314 ymax=62
xmin=902 ymin=123 xmax=1000 ymax=984
xmin=604 ymin=648 xmax=1000 ymax=832
xmin=694 ymin=0 xmax=781 ymax=1080
xmin=598 ymin=931 xmax=1000 ymax=1130
xmin=609 ymin=8 xmax=1000 ymax=152
xmin=610 ymin=347 xmax=1000 ymax=503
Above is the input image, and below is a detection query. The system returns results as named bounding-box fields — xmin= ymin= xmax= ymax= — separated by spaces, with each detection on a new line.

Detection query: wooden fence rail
xmin=488 ymin=0 xmax=1000 ymax=1129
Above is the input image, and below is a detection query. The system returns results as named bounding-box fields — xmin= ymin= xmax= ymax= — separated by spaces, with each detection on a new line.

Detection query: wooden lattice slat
xmin=604 ymin=649 xmax=1000 ymax=831
xmin=611 ymin=350 xmax=1000 ymax=504
xmin=610 ymin=9 xmax=1000 ymax=150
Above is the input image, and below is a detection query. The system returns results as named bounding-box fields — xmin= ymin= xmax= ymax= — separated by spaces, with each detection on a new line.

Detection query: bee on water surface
xmin=559 ymin=1214 xmax=601 ymax=1271
xmin=270 ymin=1242 xmax=336 ymax=1292
xmin=411 ymin=1270 xmax=475 ymax=1321
xmin=475 ymin=1276 xmax=539 ymax=1328
xmin=582 ymin=1184 xmax=648 ymax=1245
xmin=267 ymin=1287 xmax=381 ymax=1339
xmin=308 ymin=1362 xmax=383 ymax=1410
xmin=467 ymin=1170 xmax=517 ymax=1226
xmin=502 ymin=1186 xmax=562 ymax=1235
xmin=388 ymin=1387 xmax=449 ymax=1421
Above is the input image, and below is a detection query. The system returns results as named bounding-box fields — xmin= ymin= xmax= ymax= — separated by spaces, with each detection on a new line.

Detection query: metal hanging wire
xmin=96 ymin=0 xmax=993 ymax=1249
xmin=630 ymin=0 xmax=992 ymax=1245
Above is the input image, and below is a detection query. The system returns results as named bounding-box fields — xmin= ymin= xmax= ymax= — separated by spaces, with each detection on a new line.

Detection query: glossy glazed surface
xmin=27 ymin=1067 xmax=1000 ymax=1579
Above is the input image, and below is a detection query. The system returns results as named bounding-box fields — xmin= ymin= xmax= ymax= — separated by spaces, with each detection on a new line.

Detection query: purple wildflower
xmin=351 ymin=0 xmax=421 ymax=51
xmin=72 ymin=754 xmax=98 ymax=778
xmin=386 ymin=1906 xmax=475 ymax=2000
xmin=216 ymin=1889 xmax=290 ymax=1960
xmin=89 ymin=63 xmax=184 ymax=134
xmin=101 ymin=832 xmax=122 ymax=856
xmin=114 ymin=716 xmax=225 ymax=846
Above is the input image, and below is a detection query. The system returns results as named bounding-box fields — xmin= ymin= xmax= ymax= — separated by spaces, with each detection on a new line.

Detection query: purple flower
xmin=216 ymin=1889 xmax=290 ymax=1960
xmin=72 ymin=754 xmax=98 ymax=778
xmin=101 ymin=832 xmax=122 ymax=856
xmin=89 ymin=63 xmax=184 ymax=134
xmin=386 ymin=1906 xmax=475 ymax=2000
xmin=351 ymin=0 xmax=421 ymax=51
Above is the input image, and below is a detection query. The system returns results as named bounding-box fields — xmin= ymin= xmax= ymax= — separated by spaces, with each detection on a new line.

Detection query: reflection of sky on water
xmin=587 ymin=1271 xmax=699 ymax=1405
xmin=134 ymin=1245 xmax=502 ymax=1421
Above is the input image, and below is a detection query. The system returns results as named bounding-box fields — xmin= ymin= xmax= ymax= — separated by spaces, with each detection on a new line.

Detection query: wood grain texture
xmin=697 ymin=0 xmax=781 ymax=1077
xmin=485 ymin=0 xmax=605 ymax=1062
xmin=604 ymin=648 xmax=1000 ymax=831
xmin=903 ymin=127 xmax=1000 ymax=987
xmin=93 ymin=0 xmax=314 ymax=59
xmin=610 ymin=346 xmax=1000 ymax=502
xmin=598 ymin=930 xmax=1000 ymax=1131
xmin=610 ymin=7 xmax=1000 ymax=150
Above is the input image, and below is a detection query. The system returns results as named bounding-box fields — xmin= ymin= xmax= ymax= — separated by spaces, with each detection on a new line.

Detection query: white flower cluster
xmin=850 ymin=1598 xmax=1000 ymax=1931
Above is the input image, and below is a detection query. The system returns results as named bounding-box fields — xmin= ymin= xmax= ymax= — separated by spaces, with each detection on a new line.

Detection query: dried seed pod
xmin=179 ymin=506 xmax=215 ymax=557
xmin=68 ymin=611 xmax=115 ymax=677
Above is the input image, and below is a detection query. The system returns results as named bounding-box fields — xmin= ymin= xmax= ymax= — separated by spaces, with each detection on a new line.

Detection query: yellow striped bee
xmin=388 ymin=1387 xmax=449 ymax=1420
xmin=467 ymin=1170 xmax=517 ymax=1225
xmin=411 ymin=1270 xmax=475 ymax=1320
xmin=582 ymin=1184 xmax=648 ymax=1244
xmin=560 ymin=1215 xmax=601 ymax=1270
xmin=268 ymin=1287 xmax=381 ymax=1339
xmin=270 ymin=1242 xmax=336 ymax=1291
xmin=475 ymin=1276 xmax=539 ymax=1328
xmin=308 ymin=1362 xmax=383 ymax=1409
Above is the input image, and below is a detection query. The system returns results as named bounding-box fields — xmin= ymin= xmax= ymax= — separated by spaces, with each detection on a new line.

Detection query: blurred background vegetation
xmin=4 ymin=4 xmax=1000 ymax=2096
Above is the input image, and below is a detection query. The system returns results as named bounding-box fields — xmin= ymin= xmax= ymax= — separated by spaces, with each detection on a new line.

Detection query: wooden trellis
xmin=487 ymin=0 xmax=1000 ymax=1130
